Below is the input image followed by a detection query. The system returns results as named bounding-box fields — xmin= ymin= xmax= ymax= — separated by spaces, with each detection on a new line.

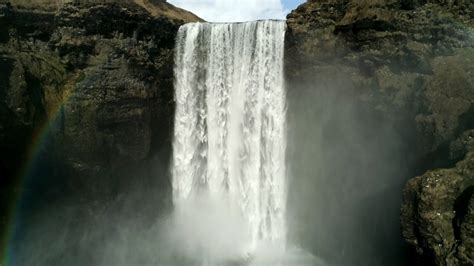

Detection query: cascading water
xmin=172 ymin=20 xmax=288 ymax=260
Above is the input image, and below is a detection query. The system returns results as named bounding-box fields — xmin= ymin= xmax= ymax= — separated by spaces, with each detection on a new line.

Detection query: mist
xmin=6 ymin=10 xmax=411 ymax=266
xmin=11 ymin=178 xmax=324 ymax=266
xmin=11 ymin=183 xmax=247 ymax=266
xmin=9 ymin=70 xmax=411 ymax=266
xmin=285 ymin=70 xmax=411 ymax=266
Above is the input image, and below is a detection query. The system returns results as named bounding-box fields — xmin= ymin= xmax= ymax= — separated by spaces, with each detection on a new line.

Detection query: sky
xmin=168 ymin=0 xmax=306 ymax=22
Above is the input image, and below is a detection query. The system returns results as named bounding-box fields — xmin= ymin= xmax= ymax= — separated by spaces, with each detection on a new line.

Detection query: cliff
xmin=0 ymin=0 xmax=201 ymax=257
xmin=0 ymin=0 xmax=473 ymax=265
xmin=285 ymin=0 xmax=473 ymax=265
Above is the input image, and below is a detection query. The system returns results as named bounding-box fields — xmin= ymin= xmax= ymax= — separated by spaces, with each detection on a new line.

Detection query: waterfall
xmin=172 ymin=20 xmax=287 ymax=254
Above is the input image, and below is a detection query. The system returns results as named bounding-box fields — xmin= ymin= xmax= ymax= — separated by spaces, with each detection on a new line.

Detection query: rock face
xmin=285 ymin=0 xmax=473 ymax=265
xmin=0 ymin=0 xmax=473 ymax=265
xmin=402 ymin=131 xmax=474 ymax=265
xmin=286 ymin=0 xmax=473 ymax=157
xmin=0 ymin=0 xmax=200 ymax=256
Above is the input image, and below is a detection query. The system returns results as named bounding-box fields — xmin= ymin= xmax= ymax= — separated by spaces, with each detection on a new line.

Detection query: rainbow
xmin=1 ymin=97 xmax=69 ymax=266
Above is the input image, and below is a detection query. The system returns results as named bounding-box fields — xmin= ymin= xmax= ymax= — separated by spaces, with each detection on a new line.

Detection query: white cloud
xmin=169 ymin=0 xmax=288 ymax=22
